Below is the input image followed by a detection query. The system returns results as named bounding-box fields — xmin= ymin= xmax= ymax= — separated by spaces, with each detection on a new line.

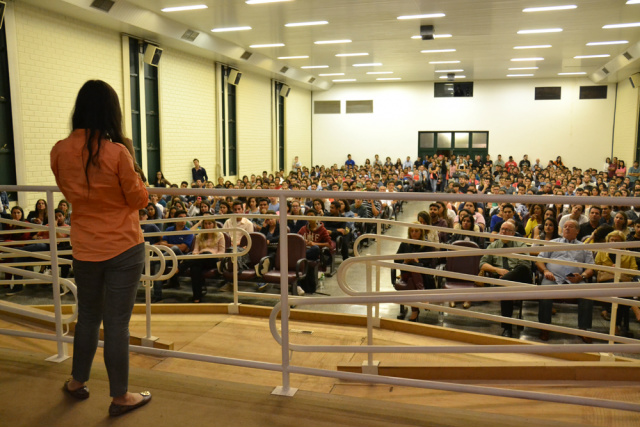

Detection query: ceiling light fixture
xmin=438 ymin=75 xmax=466 ymax=79
xmin=367 ymin=71 xmax=393 ymax=75
xmin=603 ymin=22 xmax=640 ymax=29
xmin=435 ymin=69 xmax=464 ymax=72
xmin=377 ymin=78 xmax=402 ymax=81
xmin=507 ymin=74 xmax=534 ymax=77
xmin=277 ymin=55 xmax=309 ymax=59
xmin=412 ymin=34 xmax=452 ymax=39
xmin=511 ymin=57 xmax=544 ymax=61
xmin=212 ymin=26 xmax=252 ymax=32
xmin=249 ymin=43 xmax=285 ymax=48
xmin=301 ymin=65 xmax=329 ymax=69
xmin=319 ymin=73 xmax=344 ymax=76
xmin=508 ymin=67 xmax=539 ymax=70
xmin=429 ymin=60 xmax=461 ymax=64
xmin=285 ymin=21 xmax=328 ymax=27
xmin=517 ymin=28 xmax=563 ymax=34
xmin=246 ymin=0 xmax=292 ymax=4
xmin=523 ymin=5 xmax=577 ymax=12
xmin=397 ymin=13 xmax=445 ymax=20
xmin=353 ymin=63 xmax=382 ymax=67
xmin=333 ymin=79 xmax=356 ymax=82
xmin=574 ymin=54 xmax=610 ymax=58
xmin=627 ymin=0 xmax=640 ymax=4
xmin=162 ymin=5 xmax=208 ymax=12
xmin=558 ymin=72 xmax=587 ymax=75
xmin=586 ymin=40 xmax=628 ymax=46
xmin=421 ymin=49 xmax=456 ymax=53
xmin=514 ymin=45 xmax=552 ymax=49
xmin=314 ymin=39 xmax=352 ymax=44
xmin=335 ymin=53 xmax=369 ymax=57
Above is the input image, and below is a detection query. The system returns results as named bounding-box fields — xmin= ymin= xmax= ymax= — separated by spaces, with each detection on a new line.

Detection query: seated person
xmin=251 ymin=198 xmax=269 ymax=232
xmin=222 ymin=199 xmax=255 ymax=247
xmin=428 ymin=202 xmax=450 ymax=243
xmin=153 ymin=210 xmax=194 ymax=300
xmin=288 ymin=200 xmax=308 ymax=234
xmin=536 ymin=219 xmax=595 ymax=342
xmin=454 ymin=201 xmax=485 ymax=232
xmin=324 ymin=201 xmax=350 ymax=260
xmin=578 ymin=206 xmax=602 ymax=240
xmin=298 ymin=210 xmax=333 ymax=263
xmin=479 ymin=221 xmax=531 ymax=337
xmin=448 ymin=213 xmax=484 ymax=248
xmin=490 ymin=203 xmax=525 ymax=237
xmin=558 ymin=204 xmax=588 ymax=229
xmin=181 ymin=217 xmax=225 ymax=303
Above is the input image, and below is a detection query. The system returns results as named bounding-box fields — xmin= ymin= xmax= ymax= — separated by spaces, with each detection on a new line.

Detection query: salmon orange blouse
xmin=50 ymin=129 xmax=149 ymax=261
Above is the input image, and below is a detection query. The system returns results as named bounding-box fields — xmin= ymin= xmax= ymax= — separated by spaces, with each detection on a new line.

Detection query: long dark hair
xmin=71 ymin=80 xmax=127 ymax=186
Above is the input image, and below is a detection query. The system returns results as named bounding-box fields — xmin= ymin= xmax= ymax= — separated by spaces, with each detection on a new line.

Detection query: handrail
xmin=4 ymin=184 xmax=640 ymax=414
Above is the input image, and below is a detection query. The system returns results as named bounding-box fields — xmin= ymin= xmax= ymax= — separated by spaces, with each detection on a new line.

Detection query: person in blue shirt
xmin=191 ymin=158 xmax=208 ymax=186
xmin=345 ymin=154 xmax=355 ymax=168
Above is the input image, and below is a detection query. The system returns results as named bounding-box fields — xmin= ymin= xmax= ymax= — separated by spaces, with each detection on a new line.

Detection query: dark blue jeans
xmin=71 ymin=243 xmax=145 ymax=397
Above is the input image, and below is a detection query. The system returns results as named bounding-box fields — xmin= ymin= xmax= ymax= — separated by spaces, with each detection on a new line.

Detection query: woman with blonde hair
xmin=184 ymin=216 xmax=226 ymax=303
xmin=595 ymin=230 xmax=637 ymax=336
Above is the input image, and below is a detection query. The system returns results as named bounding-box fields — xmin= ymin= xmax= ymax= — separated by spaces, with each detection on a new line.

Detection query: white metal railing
xmin=1 ymin=185 xmax=640 ymax=413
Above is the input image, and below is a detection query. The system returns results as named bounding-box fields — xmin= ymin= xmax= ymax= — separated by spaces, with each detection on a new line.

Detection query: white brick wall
xmin=612 ymin=79 xmax=640 ymax=164
xmin=158 ymin=47 xmax=216 ymax=185
xmin=285 ymin=88 xmax=312 ymax=172
xmin=13 ymin=2 xmax=123 ymax=209
xmin=236 ymin=71 xmax=272 ymax=178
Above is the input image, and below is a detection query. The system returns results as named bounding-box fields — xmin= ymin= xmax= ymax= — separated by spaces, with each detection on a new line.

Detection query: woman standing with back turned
xmin=50 ymin=80 xmax=152 ymax=416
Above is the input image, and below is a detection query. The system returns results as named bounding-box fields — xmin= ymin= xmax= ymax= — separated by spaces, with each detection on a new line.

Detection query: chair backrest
xmin=446 ymin=240 xmax=482 ymax=279
xmin=274 ymin=233 xmax=306 ymax=271
xmin=222 ymin=232 xmax=232 ymax=250
xmin=240 ymin=232 xmax=268 ymax=266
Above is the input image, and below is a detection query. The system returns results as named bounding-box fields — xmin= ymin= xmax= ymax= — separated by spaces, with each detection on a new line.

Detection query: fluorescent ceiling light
xmin=627 ymin=0 xmax=640 ymax=3
xmin=335 ymin=53 xmax=369 ymax=57
xmin=319 ymin=73 xmax=344 ymax=76
xmin=397 ymin=13 xmax=445 ymax=20
xmin=353 ymin=63 xmax=382 ymax=67
xmin=523 ymin=5 xmax=577 ymax=12
xmin=285 ymin=21 xmax=328 ymax=27
xmin=333 ymin=79 xmax=356 ymax=82
xmin=507 ymin=74 xmax=534 ymax=77
xmin=315 ymin=39 xmax=352 ymax=44
xmin=377 ymin=78 xmax=402 ymax=81
xmin=586 ymin=40 xmax=628 ymax=46
xmin=277 ymin=55 xmax=309 ymax=59
xmin=421 ymin=49 xmax=456 ymax=53
xmin=508 ymin=67 xmax=539 ymax=70
xmin=439 ymin=75 xmax=466 ymax=79
xmin=558 ymin=72 xmax=587 ymax=75
xmin=246 ymin=0 xmax=292 ymax=3
xmin=301 ymin=65 xmax=329 ymax=69
xmin=435 ymin=69 xmax=464 ymax=72
xmin=412 ymin=34 xmax=452 ymax=39
xmin=603 ymin=22 xmax=640 ymax=29
xmin=514 ymin=45 xmax=552 ymax=49
xmin=366 ymin=71 xmax=393 ymax=75
xmin=250 ymin=43 xmax=285 ymax=48
xmin=162 ymin=5 xmax=207 ymax=12
xmin=511 ymin=57 xmax=544 ymax=61
xmin=212 ymin=26 xmax=252 ymax=32
xmin=574 ymin=54 xmax=610 ymax=58
xmin=429 ymin=60 xmax=461 ymax=64
xmin=517 ymin=28 xmax=563 ymax=34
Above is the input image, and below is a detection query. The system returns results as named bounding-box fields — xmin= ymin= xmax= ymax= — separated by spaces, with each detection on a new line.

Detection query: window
xmin=535 ymin=87 xmax=561 ymax=100
xmin=314 ymin=101 xmax=341 ymax=114
xmin=434 ymin=82 xmax=474 ymax=97
xmin=580 ymin=85 xmax=607 ymax=99
xmin=220 ymin=65 xmax=238 ymax=176
xmin=274 ymin=81 xmax=286 ymax=171
xmin=0 ymin=25 xmax=15 ymax=188
xmin=417 ymin=131 xmax=489 ymax=160
xmin=346 ymin=100 xmax=373 ymax=114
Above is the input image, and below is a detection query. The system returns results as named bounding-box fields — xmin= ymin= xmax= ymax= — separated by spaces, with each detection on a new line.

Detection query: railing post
xmin=608 ymin=254 xmax=623 ymax=345
xmin=362 ymin=259 xmax=379 ymax=374
xmin=45 ymin=189 xmax=69 ymax=363
xmin=272 ymin=192 xmax=297 ymax=396
xmin=374 ymin=220 xmax=382 ymax=323
xmin=142 ymin=242 xmax=158 ymax=346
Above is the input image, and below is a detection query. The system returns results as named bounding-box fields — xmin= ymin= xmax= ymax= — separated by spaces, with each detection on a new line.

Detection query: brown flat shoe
xmin=63 ymin=379 xmax=90 ymax=400
xmin=108 ymin=392 xmax=152 ymax=417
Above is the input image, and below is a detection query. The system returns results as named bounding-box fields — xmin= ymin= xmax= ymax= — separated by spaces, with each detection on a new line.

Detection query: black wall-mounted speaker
xmin=229 ymin=69 xmax=242 ymax=85
xmin=143 ymin=45 xmax=163 ymax=67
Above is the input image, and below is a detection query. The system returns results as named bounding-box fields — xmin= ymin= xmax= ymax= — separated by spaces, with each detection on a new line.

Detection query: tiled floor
xmin=1 ymin=200 xmax=637 ymax=353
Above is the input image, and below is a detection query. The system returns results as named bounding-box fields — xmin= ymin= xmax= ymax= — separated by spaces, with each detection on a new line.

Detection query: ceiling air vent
xmin=280 ymin=66 xmax=289 ymax=74
xmin=240 ymin=51 xmax=252 ymax=60
xmin=602 ymin=67 xmax=609 ymax=75
xmin=308 ymin=77 xmax=316 ymax=84
xmin=181 ymin=29 xmax=199 ymax=42
xmin=623 ymin=51 xmax=633 ymax=61
xmin=90 ymin=0 xmax=115 ymax=12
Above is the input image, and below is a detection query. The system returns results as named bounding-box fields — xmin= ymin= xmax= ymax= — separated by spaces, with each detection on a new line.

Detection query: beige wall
xmin=612 ymin=79 xmax=640 ymax=164
xmin=285 ymin=88 xmax=312 ymax=171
